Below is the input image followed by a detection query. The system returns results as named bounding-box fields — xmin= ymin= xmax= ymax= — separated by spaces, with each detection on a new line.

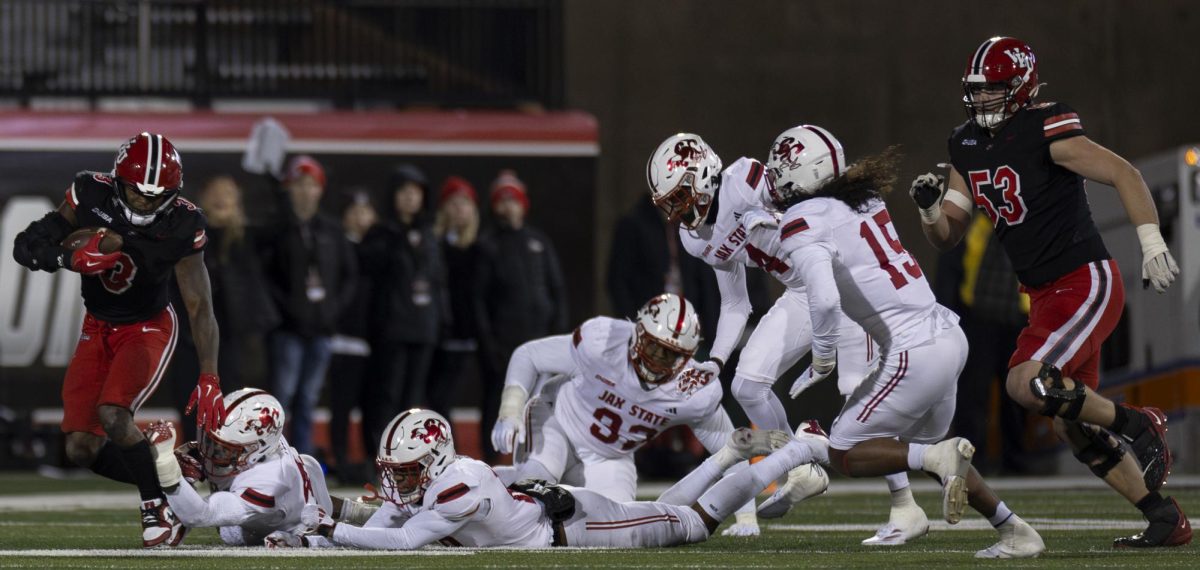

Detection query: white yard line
xmin=0 ymin=548 xmax=473 ymax=557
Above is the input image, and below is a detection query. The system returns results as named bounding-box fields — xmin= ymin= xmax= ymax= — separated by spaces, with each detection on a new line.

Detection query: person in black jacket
xmin=427 ymin=176 xmax=487 ymax=418
xmin=475 ymin=169 xmax=568 ymax=462
xmin=359 ymin=164 xmax=443 ymax=455
xmin=169 ymin=176 xmax=279 ymax=442
xmin=259 ymin=156 xmax=358 ymax=455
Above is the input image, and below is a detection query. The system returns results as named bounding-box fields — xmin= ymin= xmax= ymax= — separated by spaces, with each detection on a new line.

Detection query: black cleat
xmin=1118 ymin=404 xmax=1171 ymax=491
xmin=1113 ymin=497 xmax=1192 ymax=548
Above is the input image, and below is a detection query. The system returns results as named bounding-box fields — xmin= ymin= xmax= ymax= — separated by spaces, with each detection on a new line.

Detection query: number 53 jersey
xmin=553 ymin=317 xmax=725 ymax=460
xmin=947 ymin=102 xmax=1109 ymax=287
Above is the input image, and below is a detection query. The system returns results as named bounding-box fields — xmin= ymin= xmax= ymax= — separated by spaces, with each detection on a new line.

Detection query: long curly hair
xmin=778 ymin=146 xmax=903 ymax=212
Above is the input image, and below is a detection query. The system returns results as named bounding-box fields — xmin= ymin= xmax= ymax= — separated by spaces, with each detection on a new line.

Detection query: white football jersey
xmin=420 ymin=458 xmax=553 ymax=547
xmin=223 ymin=449 xmax=325 ymax=543
xmin=554 ymin=317 xmax=723 ymax=460
xmin=778 ymin=197 xmax=958 ymax=353
xmin=679 ymin=157 xmax=806 ymax=289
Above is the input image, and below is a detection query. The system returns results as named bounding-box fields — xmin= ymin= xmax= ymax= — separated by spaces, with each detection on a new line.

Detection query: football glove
xmin=491 ymin=385 xmax=528 ymax=454
xmin=186 ymin=373 xmax=226 ymax=432
xmin=1136 ymin=224 xmax=1180 ymax=293
xmin=789 ymin=354 xmax=836 ymax=399
xmin=908 ymin=173 xmax=945 ymax=224
xmin=69 ymin=231 xmax=120 ymax=276
xmin=143 ymin=420 xmax=182 ymax=489
xmin=264 ymin=530 xmax=302 ymax=549
xmin=301 ymin=503 xmax=336 ymax=537
xmin=173 ymin=441 xmax=206 ymax=484
xmin=741 ymin=209 xmax=781 ymax=232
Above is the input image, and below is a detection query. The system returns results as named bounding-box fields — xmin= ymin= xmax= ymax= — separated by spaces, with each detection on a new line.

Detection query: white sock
xmin=988 ymin=501 xmax=1014 ymax=528
xmin=907 ymin=443 xmax=930 ymax=471
xmin=885 ymin=473 xmax=915 ymax=509
xmin=658 ymin=454 xmax=730 ymax=506
xmin=885 ymin=472 xmax=910 ymax=492
xmin=696 ymin=440 xmax=813 ymax=522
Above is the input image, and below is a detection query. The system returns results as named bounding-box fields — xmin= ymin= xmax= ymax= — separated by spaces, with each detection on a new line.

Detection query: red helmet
xmin=112 ymin=132 xmax=183 ymax=225
xmin=962 ymin=37 xmax=1040 ymax=128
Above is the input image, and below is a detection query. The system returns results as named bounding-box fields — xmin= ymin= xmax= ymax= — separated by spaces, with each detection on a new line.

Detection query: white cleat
xmin=862 ymin=502 xmax=930 ymax=546
xmin=975 ymin=515 xmax=1045 ymax=559
xmin=728 ymin=427 xmax=793 ymax=461
xmin=756 ymin=462 xmax=830 ymax=519
xmin=720 ymin=521 xmax=761 ymax=537
xmin=922 ymin=438 xmax=974 ymax=524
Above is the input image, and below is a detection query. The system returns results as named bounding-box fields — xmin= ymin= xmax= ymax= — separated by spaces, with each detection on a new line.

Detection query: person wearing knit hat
xmin=490 ymin=169 xmax=530 ymax=229
xmin=475 ymin=169 xmax=568 ymax=463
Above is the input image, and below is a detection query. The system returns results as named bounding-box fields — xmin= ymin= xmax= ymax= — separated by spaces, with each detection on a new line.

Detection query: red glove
xmin=70 ymin=232 xmax=120 ymax=276
xmin=186 ymin=373 xmax=226 ymax=432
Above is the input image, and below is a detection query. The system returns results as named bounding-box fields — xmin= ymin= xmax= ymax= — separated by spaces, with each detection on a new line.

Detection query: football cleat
xmin=264 ymin=530 xmax=303 ymax=549
xmin=757 ymin=420 xmax=831 ymax=519
xmin=862 ymin=502 xmax=929 ymax=546
xmin=1118 ymin=404 xmax=1172 ymax=491
xmin=922 ymin=437 xmax=975 ymax=524
xmin=728 ymin=427 xmax=792 ymax=461
xmin=975 ymin=515 xmax=1045 ymax=558
xmin=1113 ymin=497 xmax=1192 ymax=548
xmin=140 ymin=498 xmax=183 ymax=548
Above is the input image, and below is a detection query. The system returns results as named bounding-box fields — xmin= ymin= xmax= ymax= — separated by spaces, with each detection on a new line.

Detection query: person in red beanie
xmin=476 ymin=169 xmax=568 ymax=463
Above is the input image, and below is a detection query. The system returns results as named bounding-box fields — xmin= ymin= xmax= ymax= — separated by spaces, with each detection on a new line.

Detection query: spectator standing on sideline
xmin=359 ymin=164 xmax=442 ymax=455
xmin=260 ymin=156 xmax=358 ymax=455
xmin=475 ymin=169 xmax=568 ymax=463
xmin=329 ymin=190 xmax=378 ymax=482
xmin=427 ymin=176 xmax=488 ymax=417
xmin=934 ymin=212 xmax=1031 ymax=475
xmin=169 ymin=176 xmax=279 ymax=442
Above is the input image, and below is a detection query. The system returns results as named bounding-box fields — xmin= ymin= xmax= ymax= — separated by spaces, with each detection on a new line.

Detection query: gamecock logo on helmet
xmin=772 ymin=137 xmax=806 ymax=170
xmin=245 ymin=408 xmax=281 ymax=436
xmin=411 ymin=419 xmax=448 ymax=444
xmin=667 ymin=139 xmax=705 ymax=171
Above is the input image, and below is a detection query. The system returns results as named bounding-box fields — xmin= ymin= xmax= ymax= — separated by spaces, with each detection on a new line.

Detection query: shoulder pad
xmin=673 ymin=363 xmax=722 ymax=400
xmin=780 ymin=199 xmax=833 ymax=240
xmin=570 ymin=317 xmax=633 ymax=378
xmin=236 ymin=487 xmax=278 ymax=510
xmin=1033 ymin=102 xmax=1085 ymax=140
xmin=70 ymin=171 xmax=115 ymax=209
xmin=428 ymin=479 xmax=482 ymax=521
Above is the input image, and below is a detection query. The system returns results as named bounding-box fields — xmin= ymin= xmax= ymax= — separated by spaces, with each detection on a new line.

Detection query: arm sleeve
xmin=504 ymin=335 xmax=577 ymax=394
xmin=708 ymin=263 xmax=752 ymax=363
xmin=330 ymin=508 xmax=467 ymax=550
xmin=165 ymin=482 xmax=280 ymax=528
xmin=693 ymin=406 xmax=735 ymax=455
xmin=788 ymin=243 xmax=841 ymax=361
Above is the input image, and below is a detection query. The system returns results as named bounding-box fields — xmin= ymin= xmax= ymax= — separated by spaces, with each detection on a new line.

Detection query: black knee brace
xmin=1029 ymin=363 xmax=1085 ymax=420
xmin=1070 ymin=423 xmax=1125 ymax=479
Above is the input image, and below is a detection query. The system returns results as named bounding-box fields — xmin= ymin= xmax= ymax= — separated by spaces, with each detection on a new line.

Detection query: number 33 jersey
xmin=947 ymin=102 xmax=1109 ymax=287
xmin=554 ymin=317 xmax=724 ymax=460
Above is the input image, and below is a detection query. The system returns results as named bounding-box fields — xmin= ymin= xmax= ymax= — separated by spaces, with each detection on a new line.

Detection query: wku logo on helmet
xmin=411 ymin=418 xmax=449 ymax=444
xmin=244 ymin=407 xmax=281 ymax=436
xmin=772 ymin=137 xmax=806 ymax=170
xmin=667 ymin=139 xmax=705 ymax=171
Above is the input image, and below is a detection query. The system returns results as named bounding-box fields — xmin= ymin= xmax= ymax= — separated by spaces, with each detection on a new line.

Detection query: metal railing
xmin=0 ymin=0 xmax=564 ymax=108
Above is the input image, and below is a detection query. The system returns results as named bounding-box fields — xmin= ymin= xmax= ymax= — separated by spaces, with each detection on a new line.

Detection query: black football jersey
xmin=947 ymin=102 xmax=1110 ymax=287
xmin=66 ymin=170 xmax=208 ymax=323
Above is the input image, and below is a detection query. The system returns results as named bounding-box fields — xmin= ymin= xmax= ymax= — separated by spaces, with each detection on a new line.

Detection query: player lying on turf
xmin=270 ymin=408 xmax=823 ymax=549
xmin=763 ymin=124 xmax=1045 ymax=559
xmin=490 ymin=292 xmax=815 ymax=536
xmin=146 ymin=388 xmax=375 ymax=546
xmin=647 ymin=133 xmax=926 ymax=545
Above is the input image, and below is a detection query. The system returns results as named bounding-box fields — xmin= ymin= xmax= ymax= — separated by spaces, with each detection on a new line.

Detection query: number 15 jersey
xmin=947 ymin=102 xmax=1109 ymax=287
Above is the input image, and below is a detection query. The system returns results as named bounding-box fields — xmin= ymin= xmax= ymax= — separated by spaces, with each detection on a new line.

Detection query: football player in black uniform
xmin=908 ymin=37 xmax=1189 ymax=548
xmin=12 ymin=132 xmax=227 ymax=548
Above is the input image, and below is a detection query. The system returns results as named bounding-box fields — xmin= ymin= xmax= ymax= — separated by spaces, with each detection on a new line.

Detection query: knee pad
xmin=1068 ymin=422 xmax=1125 ymax=479
xmin=731 ymin=376 xmax=773 ymax=403
xmin=1028 ymin=363 xmax=1085 ymax=420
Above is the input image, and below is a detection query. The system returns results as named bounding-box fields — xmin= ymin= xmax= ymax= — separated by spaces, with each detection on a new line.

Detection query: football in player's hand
xmin=61 ymin=228 xmax=123 ymax=253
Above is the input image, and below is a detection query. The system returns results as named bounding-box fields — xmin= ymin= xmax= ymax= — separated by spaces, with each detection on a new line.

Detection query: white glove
xmin=742 ymin=209 xmax=781 ymax=231
xmin=1136 ymin=224 xmax=1180 ymax=293
xmin=721 ymin=512 xmax=761 ymax=537
xmin=143 ymin=421 xmax=182 ymax=488
xmin=692 ymin=359 xmax=722 ymax=378
xmin=490 ymin=416 xmax=525 ymax=455
xmin=789 ymin=354 xmax=836 ymax=399
xmin=301 ymin=503 xmax=334 ymax=535
xmin=264 ymin=530 xmax=302 ymax=549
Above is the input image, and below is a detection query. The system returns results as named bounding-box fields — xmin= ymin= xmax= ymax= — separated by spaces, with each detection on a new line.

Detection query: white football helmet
xmin=630 ymin=293 xmax=702 ymax=386
xmin=198 ymin=388 xmax=285 ymax=480
xmin=762 ymin=125 xmax=847 ymax=211
xmin=646 ymin=133 xmax=723 ymax=229
xmin=377 ymin=409 xmax=457 ymax=506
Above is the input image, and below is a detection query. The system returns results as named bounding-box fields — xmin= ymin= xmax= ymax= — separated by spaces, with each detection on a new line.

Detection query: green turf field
xmin=0 ymin=473 xmax=1194 ymax=568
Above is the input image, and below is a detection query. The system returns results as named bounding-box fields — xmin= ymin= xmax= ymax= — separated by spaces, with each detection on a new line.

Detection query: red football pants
xmin=1010 ymin=259 xmax=1124 ymax=389
xmin=61 ymin=306 xmax=178 ymax=435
